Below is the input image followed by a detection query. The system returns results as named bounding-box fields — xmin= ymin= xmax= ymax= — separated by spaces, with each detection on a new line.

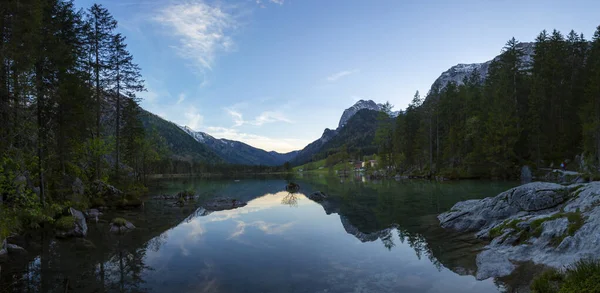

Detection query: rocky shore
xmin=438 ymin=181 xmax=600 ymax=280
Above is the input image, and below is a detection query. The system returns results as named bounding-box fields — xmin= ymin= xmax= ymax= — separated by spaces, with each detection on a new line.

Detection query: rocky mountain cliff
xmin=429 ymin=42 xmax=535 ymax=92
xmin=338 ymin=99 xmax=398 ymax=128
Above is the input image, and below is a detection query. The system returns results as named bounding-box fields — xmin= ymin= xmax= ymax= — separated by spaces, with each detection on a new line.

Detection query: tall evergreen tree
xmin=87 ymin=4 xmax=116 ymax=179
xmin=108 ymin=33 xmax=145 ymax=180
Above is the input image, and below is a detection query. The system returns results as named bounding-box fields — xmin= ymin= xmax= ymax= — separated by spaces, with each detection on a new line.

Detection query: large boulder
xmin=438 ymin=182 xmax=568 ymax=233
xmin=203 ymin=197 xmax=247 ymax=211
xmin=92 ymin=180 xmax=123 ymax=199
xmin=439 ymin=182 xmax=600 ymax=280
xmin=56 ymin=208 xmax=88 ymax=238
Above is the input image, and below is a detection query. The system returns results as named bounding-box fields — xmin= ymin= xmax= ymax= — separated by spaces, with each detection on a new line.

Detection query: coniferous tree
xmin=87 ymin=4 xmax=116 ymax=179
xmin=108 ymin=33 xmax=145 ymax=180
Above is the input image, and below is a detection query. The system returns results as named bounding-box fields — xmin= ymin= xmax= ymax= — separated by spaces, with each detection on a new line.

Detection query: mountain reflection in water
xmin=0 ymin=177 xmax=520 ymax=293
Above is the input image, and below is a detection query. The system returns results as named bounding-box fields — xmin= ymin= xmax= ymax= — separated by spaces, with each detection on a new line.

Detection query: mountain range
xmin=140 ymin=41 xmax=537 ymax=166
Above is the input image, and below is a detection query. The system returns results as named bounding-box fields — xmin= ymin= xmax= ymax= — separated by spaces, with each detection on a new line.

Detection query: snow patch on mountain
xmin=430 ymin=42 xmax=534 ymax=92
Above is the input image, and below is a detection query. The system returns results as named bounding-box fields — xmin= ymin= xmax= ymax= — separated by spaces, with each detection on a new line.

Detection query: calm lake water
xmin=0 ymin=176 xmax=520 ymax=293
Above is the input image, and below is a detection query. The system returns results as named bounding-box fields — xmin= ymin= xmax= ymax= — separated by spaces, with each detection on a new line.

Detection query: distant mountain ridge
xmin=178 ymin=126 xmax=298 ymax=166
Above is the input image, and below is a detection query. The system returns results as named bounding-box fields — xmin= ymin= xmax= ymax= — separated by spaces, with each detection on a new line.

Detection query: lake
xmin=0 ymin=176 xmax=520 ymax=293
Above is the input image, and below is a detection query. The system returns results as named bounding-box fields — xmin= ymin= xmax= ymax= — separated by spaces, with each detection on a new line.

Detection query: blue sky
xmin=76 ymin=0 xmax=599 ymax=153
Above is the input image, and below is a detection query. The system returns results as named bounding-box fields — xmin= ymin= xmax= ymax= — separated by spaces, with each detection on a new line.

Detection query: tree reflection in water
xmin=281 ymin=192 xmax=299 ymax=207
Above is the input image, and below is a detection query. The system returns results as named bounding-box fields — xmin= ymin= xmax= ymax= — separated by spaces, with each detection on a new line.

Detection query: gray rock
xmin=309 ymin=191 xmax=328 ymax=202
xmin=438 ymin=182 xmax=567 ymax=233
xmin=203 ymin=197 xmax=247 ymax=211
xmin=72 ymin=177 xmax=84 ymax=196
xmin=540 ymin=218 xmax=568 ymax=239
xmin=86 ymin=209 xmax=103 ymax=221
xmin=476 ymin=250 xmax=515 ymax=280
xmin=57 ymin=208 xmax=88 ymax=238
xmin=110 ymin=221 xmax=136 ymax=234
xmin=92 ymin=180 xmax=123 ymax=199
xmin=6 ymin=243 xmax=26 ymax=255
xmin=520 ymin=166 xmax=532 ymax=183
xmin=0 ymin=239 xmax=7 ymax=261
xmin=440 ymin=181 xmax=600 ymax=279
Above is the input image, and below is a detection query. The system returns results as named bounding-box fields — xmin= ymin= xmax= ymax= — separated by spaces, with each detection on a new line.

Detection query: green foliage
xmin=111 ymin=217 xmax=128 ymax=227
xmin=531 ymin=269 xmax=564 ymax=293
xmin=531 ymin=260 xmax=600 ymax=293
xmin=55 ymin=216 xmax=75 ymax=231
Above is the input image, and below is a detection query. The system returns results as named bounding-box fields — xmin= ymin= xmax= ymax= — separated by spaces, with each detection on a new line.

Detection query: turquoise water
xmin=0 ymin=177 xmax=519 ymax=293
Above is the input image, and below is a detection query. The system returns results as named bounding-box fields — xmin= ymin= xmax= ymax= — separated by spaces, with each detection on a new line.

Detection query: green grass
xmin=489 ymin=212 xmax=585 ymax=246
xmin=531 ymin=260 xmax=600 ymax=293
xmin=55 ymin=216 xmax=75 ymax=231
xmin=111 ymin=217 xmax=128 ymax=227
xmin=489 ymin=219 xmax=523 ymax=239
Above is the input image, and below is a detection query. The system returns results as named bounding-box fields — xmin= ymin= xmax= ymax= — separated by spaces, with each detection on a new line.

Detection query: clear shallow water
xmin=0 ymin=177 xmax=519 ymax=293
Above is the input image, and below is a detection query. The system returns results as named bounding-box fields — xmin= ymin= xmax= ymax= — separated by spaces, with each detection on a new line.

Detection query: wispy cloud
xmin=204 ymin=126 xmax=307 ymax=152
xmin=255 ymin=0 xmax=285 ymax=7
xmin=154 ymin=1 xmax=237 ymax=71
xmin=224 ymin=108 xmax=292 ymax=127
xmin=185 ymin=106 xmax=204 ymax=130
xmin=229 ymin=220 xmax=294 ymax=239
xmin=326 ymin=69 xmax=359 ymax=82
xmin=176 ymin=93 xmax=186 ymax=105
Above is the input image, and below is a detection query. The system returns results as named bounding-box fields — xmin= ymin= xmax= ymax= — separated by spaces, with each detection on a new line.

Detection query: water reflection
xmin=0 ymin=178 xmax=520 ymax=293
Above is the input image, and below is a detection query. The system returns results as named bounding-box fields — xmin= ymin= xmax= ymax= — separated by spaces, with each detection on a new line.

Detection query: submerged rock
xmin=86 ymin=209 xmax=103 ymax=220
xmin=203 ymin=197 xmax=247 ymax=211
xmin=110 ymin=219 xmax=136 ymax=234
xmin=308 ymin=191 xmax=328 ymax=202
xmin=439 ymin=181 xmax=600 ymax=279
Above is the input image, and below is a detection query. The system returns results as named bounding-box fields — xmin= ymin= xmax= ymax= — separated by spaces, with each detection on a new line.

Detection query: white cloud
xmin=224 ymin=108 xmax=292 ymax=127
xmin=154 ymin=1 xmax=237 ymax=71
xmin=176 ymin=93 xmax=186 ymax=105
xmin=229 ymin=220 xmax=294 ymax=239
xmin=225 ymin=108 xmax=245 ymax=127
xmin=204 ymin=126 xmax=307 ymax=153
xmin=255 ymin=0 xmax=284 ymax=6
xmin=326 ymin=69 xmax=359 ymax=82
xmin=185 ymin=106 xmax=204 ymax=130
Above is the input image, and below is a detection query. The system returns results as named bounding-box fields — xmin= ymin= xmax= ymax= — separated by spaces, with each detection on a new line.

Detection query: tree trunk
xmin=94 ymin=17 xmax=101 ymax=180
xmin=36 ymin=60 xmax=45 ymax=205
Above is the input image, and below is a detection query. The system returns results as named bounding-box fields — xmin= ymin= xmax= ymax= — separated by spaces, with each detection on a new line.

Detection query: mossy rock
xmin=55 ymin=216 xmax=75 ymax=232
xmin=111 ymin=217 xmax=128 ymax=227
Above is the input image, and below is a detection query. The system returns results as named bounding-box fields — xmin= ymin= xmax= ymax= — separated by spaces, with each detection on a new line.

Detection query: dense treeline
xmin=0 ymin=1 xmax=166 ymax=236
xmin=376 ymin=26 xmax=600 ymax=179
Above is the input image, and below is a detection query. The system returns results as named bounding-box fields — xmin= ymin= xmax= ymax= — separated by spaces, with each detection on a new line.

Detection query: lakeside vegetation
xmin=302 ymin=25 xmax=600 ymax=181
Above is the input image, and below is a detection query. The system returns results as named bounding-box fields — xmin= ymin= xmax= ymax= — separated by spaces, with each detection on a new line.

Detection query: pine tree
xmin=108 ymin=33 xmax=145 ymax=181
xmin=582 ymin=26 xmax=600 ymax=167
xmin=87 ymin=4 xmax=116 ymax=179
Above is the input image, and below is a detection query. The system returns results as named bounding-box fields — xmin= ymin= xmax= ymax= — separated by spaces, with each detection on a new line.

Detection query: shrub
xmin=531 ymin=260 xmax=600 ymax=293
xmin=111 ymin=217 xmax=128 ymax=227
xmin=55 ymin=216 xmax=75 ymax=231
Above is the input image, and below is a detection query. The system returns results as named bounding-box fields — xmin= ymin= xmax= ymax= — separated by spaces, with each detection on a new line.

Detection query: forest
xmin=375 ymin=26 xmax=600 ymax=179
xmin=0 ymin=1 xmax=291 ymax=241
